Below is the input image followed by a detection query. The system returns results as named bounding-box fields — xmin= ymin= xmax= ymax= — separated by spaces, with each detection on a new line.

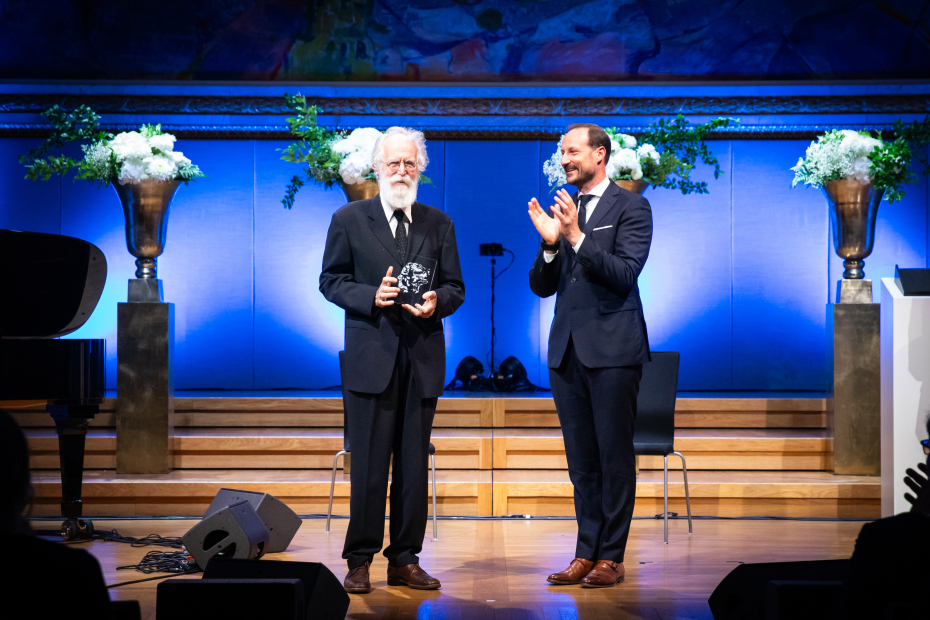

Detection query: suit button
xmin=571 ymin=278 xmax=576 ymax=283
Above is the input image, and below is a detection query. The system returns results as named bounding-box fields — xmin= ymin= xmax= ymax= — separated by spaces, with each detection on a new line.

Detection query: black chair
xmin=326 ymin=351 xmax=438 ymax=541
xmin=634 ymin=351 xmax=692 ymax=544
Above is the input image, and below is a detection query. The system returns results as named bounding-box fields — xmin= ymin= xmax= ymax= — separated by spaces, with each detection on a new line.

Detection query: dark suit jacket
xmin=529 ymin=181 xmax=652 ymax=369
xmin=320 ymin=196 xmax=465 ymax=398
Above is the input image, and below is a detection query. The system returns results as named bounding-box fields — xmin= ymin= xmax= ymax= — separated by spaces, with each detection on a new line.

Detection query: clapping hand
xmin=528 ymin=197 xmax=560 ymax=248
xmin=551 ymin=188 xmax=584 ymax=246
xmin=904 ymin=462 xmax=930 ymax=516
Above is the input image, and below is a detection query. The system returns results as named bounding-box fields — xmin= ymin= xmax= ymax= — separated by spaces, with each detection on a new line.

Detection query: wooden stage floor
xmin=55 ymin=516 xmax=866 ymax=620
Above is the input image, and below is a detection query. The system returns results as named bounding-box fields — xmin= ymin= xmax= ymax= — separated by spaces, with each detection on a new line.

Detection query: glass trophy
xmin=397 ymin=253 xmax=438 ymax=306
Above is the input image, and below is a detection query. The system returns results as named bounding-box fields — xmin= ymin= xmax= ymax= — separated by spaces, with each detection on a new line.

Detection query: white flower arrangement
xmin=544 ymin=130 xmax=671 ymax=189
xmin=791 ymin=129 xmax=915 ymax=203
xmin=93 ymin=126 xmax=200 ymax=185
xmin=22 ymin=106 xmax=205 ymax=188
xmin=331 ymin=127 xmax=383 ymax=185
xmin=790 ymin=130 xmax=882 ymax=187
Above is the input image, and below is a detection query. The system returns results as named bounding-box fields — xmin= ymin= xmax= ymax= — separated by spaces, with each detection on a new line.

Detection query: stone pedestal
xmin=826 ymin=301 xmax=880 ymax=475
xmin=880 ymin=278 xmax=930 ymax=516
xmin=116 ymin=301 xmax=174 ymax=474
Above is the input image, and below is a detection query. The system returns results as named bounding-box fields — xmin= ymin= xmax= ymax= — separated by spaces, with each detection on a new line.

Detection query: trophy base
xmin=836 ymin=279 xmax=871 ymax=304
xmin=129 ymin=278 xmax=164 ymax=303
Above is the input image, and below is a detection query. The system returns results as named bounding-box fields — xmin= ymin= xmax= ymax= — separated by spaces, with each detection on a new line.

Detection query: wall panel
xmin=155 ymin=140 xmax=255 ymax=389
xmin=253 ymin=141 xmax=347 ymax=389
xmin=639 ymin=142 xmax=734 ymax=390
xmin=0 ymin=138 xmax=60 ymax=234
xmin=732 ymin=140 xmax=829 ymax=390
xmin=444 ymin=141 xmax=543 ymax=386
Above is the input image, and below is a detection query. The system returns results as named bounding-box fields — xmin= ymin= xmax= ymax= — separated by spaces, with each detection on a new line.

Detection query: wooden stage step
xmin=493 ymin=470 xmax=879 ymax=519
xmin=30 ymin=470 xmax=492 ymax=518
xmin=27 ymin=428 xmax=494 ymax=471
xmin=10 ymin=395 xmax=827 ymax=429
xmin=29 ymin=469 xmax=878 ymax=519
xmin=27 ymin=427 xmax=828 ymax=472
xmin=494 ymin=428 xmax=831 ymax=471
xmin=17 ymin=393 xmax=851 ymax=519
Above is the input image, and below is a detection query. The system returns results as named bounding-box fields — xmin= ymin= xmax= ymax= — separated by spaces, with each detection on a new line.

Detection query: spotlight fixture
xmin=446 ymin=356 xmax=491 ymax=391
xmin=494 ymin=356 xmax=533 ymax=392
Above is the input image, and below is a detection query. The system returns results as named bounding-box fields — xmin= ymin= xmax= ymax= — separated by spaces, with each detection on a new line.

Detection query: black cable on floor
xmin=117 ymin=550 xmax=199 ymax=574
xmin=107 ymin=572 xmax=200 ymax=590
xmin=107 ymin=550 xmax=201 ymax=589
xmin=33 ymin=529 xmax=186 ymax=547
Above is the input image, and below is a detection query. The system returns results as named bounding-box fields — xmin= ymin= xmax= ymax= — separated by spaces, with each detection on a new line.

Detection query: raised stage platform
xmin=64 ymin=516 xmax=865 ymax=620
xmin=13 ymin=392 xmax=880 ymax=519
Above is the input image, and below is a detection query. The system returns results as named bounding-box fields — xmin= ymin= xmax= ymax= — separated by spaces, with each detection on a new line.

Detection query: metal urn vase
xmin=341 ymin=179 xmax=379 ymax=202
xmin=615 ymin=179 xmax=649 ymax=194
xmin=823 ymin=178 xmax=883 ymax=477
xmin=822 ymin=179 xmax=883 ymax=281
xmin=114 ymin=179 xmax=181 ymax=302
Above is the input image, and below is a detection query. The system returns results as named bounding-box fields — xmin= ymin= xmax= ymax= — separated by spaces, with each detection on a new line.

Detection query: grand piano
xmin=1 ymin=229 xmax=107 ymax=540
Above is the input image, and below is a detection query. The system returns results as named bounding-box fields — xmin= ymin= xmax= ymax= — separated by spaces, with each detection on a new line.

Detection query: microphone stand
xmin=490 ymin=254 xmax=497 ymax=381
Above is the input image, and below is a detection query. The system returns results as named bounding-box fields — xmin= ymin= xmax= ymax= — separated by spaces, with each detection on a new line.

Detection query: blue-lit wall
xmin=3 ymin=134 xmax=928 ymax=391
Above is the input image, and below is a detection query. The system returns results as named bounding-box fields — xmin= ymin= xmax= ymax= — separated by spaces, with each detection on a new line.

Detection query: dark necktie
xmin=577 ymin=194 xmax=594 ymax=232
xmin=393 ymin=209 xmax=408 ymax=259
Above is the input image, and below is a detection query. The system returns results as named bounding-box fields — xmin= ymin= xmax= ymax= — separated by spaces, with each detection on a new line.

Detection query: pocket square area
xmin=593 ymin=225 xmax=613 ymax=231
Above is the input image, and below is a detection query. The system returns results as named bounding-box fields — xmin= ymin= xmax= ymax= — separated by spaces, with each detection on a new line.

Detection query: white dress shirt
xmin=381 ymin=195 xmax=411 ymax=236
xmin=544 ymin=176 xmax=611 ymax=262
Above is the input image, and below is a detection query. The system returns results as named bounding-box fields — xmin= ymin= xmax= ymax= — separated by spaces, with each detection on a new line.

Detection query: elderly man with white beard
xmin=320 ymin=127 xmax=465 ymax=594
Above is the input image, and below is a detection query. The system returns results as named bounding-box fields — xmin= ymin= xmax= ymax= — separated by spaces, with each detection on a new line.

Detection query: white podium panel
xmin=880 ymin=278 xmax=930 ymax=516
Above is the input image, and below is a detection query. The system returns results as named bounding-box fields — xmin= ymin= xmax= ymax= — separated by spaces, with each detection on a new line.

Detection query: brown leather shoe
xmin=580 ymin=560 xmax=624 ymax=588
xmin=547 ymin=558 xmax=595 ymax=585
xmin=344 ymin=561 xmax=372 ymax=593
xmin=387 ymin=563 xmax=441 ymax=590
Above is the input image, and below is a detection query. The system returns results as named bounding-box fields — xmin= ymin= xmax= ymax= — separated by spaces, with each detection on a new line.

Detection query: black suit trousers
xmin=550 ymin=337 xmax=641 ymax=563
xmin=342 ymin=341 xmax=437 ymax=570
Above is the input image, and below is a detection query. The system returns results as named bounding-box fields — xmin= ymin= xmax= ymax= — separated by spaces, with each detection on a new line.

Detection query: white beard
xmin=379 ymin=173 xmax=418 ymax=210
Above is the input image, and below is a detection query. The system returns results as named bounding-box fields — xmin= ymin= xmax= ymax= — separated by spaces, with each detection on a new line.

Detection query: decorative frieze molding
xmin=0 ymin=122 xmax=900 ymax=141
xmin=1 ymin=93 xmax=929 ymax=116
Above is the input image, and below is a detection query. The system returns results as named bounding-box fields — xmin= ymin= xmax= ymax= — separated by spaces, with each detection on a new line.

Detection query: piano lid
xmin=1 ymin=229 xmax=107 ymax=338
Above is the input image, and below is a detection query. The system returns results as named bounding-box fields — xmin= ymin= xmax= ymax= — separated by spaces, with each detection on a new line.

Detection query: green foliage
xmin=279 ymin=92 xmax=431 ymax=210
xmin=638 ymin=114 xmax=738 ymax=194
xmin=279 ymin=93 xmax=350 ymax=209
xmin=870 ymin=137 xmax=914 ymax=204
xmin=19 ymin=105 xmax=107 ymax=182
xmin=892 ymin=114 xmax=930 ymax=178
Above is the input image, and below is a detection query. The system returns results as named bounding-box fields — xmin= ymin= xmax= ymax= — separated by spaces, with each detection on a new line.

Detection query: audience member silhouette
xmin=832 ymin=421 xmax=930 ymax=619
xmin=0 ymin=410 xmax=112 ymax=620
xmin=709 ymin=418 xmax=930 ymax=619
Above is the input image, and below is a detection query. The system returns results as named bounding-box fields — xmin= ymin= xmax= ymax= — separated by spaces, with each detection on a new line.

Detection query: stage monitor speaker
xmin=205 ymin=487 xmax=302 ymax=553
xmin=203 ymin=557 xmax=349 ymax=620
xmin=181 ymin=500 xmax=270 ymax=570
xmin=156 ymin=578 xmax=303 ymax=620
xmin=709 ymin=560 xmax=849 ymax=620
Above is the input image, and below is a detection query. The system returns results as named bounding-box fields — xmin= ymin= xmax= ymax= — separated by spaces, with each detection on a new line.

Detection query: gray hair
xmin=372 ymin=127 xmax=429 ymax=178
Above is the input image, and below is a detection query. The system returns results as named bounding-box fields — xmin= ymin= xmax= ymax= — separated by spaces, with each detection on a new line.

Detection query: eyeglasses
xmin=385 ymin=160 xmax=417 ymax=173
xmin=922 ymin=439 xmax=929 ymax=455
